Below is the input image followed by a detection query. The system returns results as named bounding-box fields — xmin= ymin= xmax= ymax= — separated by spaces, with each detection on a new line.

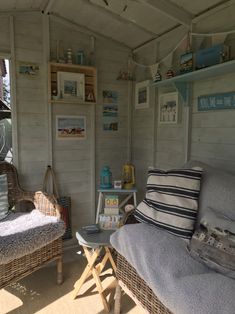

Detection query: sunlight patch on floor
xmin=0 ymin=289 xmax=23 ymax=314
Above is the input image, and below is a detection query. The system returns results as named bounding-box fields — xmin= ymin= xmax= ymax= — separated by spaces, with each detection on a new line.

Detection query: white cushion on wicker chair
xmin=0 ymin=209 xmax=65 ymax=264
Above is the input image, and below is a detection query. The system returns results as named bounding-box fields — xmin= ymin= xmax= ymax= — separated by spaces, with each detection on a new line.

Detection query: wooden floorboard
xmin=0 ymin=247 xmax=146 ymax=314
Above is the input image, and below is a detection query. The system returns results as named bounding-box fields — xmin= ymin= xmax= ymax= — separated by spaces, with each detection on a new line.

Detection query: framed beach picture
xmin=57 ymin=71 xmax=85 ymax=100
xmin=135 ymin=80 xmax=150 ymax=109
xmin=158 ymin=92 xmax=178 ymax=124
xmin=18 ymin=62 xmax=39 ymax=76
xmin=56 ymin=115 xmax=86 ymax=140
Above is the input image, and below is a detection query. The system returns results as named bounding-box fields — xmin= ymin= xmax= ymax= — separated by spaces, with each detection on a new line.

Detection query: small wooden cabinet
xmin=48 ymin=62 xmax=97 ymax=105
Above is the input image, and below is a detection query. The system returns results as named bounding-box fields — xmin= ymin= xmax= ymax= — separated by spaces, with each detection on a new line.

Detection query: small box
xmin=114 ymin=180 xmax=122 ymax=189
xmin=104 ymin=207 xmax=119 ymax=215
xmin=180 ymin=51 xmax=193 ymax=74
xmin=104 ymin=195 xmax=119 ymax=208
xmin=195 ymin=44 xmax=229 ymax=70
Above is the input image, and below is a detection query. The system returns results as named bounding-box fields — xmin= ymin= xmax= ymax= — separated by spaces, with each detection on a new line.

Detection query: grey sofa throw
xmin=188 ymin=208 xmax=235 ymax=279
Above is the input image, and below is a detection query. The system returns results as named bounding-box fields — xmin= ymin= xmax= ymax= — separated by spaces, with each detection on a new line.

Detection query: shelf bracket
xmin=173 ymin=82 xmax=191 ymax=106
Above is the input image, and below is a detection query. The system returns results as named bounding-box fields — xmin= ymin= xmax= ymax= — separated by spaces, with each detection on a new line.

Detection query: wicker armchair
xmin=0 ymin=161 xmax=63 ymax=289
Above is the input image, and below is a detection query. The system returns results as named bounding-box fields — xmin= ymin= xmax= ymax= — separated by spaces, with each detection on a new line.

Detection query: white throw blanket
xmin=0 ymin=209 xmax=65 ymax=264
xmin=111 ymin=223 xmax=235 ymax=314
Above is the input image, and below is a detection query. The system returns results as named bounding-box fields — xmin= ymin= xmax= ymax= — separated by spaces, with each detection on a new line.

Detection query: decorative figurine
xmin=76 ymin=50 xmax=85 ymax=65
xmin=153 ymin=71 xmax=162 ymax=82
xmin=67 ymin=48 xmax=73 ymax=64
xmin=166 ymin=69 xmax=175 ymax=79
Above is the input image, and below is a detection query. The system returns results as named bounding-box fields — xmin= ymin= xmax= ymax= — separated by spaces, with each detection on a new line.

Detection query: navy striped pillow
xmin=135 ymin=168 xmax=203 ymax=239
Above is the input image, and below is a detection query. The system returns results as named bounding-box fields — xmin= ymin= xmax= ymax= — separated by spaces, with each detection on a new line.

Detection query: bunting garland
xmin=132 ymin=28 xmax=235 ymax=70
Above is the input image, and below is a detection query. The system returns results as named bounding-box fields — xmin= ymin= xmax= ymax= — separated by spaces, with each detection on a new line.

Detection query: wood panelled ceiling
xmin=0 ymin=0 xmax=233 ymax=49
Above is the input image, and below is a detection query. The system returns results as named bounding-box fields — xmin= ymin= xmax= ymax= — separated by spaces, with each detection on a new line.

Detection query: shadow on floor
xmin=1 ymin=249 xmax=139 ymax=314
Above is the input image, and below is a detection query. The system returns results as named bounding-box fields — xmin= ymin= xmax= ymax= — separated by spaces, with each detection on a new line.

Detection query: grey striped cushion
xmin=0 ymin=174 xmax=9 ymax=220
xmin=135 ymin=168 xmax=203 ymax=239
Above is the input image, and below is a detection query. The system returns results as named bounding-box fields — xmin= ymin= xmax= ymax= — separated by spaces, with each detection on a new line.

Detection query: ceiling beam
xmin=86 ymin=0 xmax=156 ymax=38
xmin=133 ymin=24 xmax=185 ymax=53
xmin=42 ymin=0 xmax=56 ymax=14
xmin=138 ymin=0 xmax=193 ymax=27
xmin=0 ymin=9 xmax=39 ymax=16
xmin=50 ymin=13 xmax=131 ymax=50
xmin=193 ymin=0 xmax=235 ymax=22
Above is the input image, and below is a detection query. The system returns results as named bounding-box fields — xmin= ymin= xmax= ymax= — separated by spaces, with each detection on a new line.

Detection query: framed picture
xmin=135 ymin=80 xmax=150 ymax=109
xmin=180 ymin=52 xmax=193 ymax=74
xmin=158 ymin=92 xmax=178 ymax=124
xmin=57 ymin=71 xmax=85 ymax=100
xmin=18 ymin=62 xmax=39 ymax=76
xmin=56 ymin=115 xmax=86 ymax=140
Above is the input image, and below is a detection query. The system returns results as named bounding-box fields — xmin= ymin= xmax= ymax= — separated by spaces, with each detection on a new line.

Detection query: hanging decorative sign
xmin=198 ymin=91 xmax=235 ymax=111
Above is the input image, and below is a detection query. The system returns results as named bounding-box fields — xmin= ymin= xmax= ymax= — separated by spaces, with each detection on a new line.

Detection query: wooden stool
xmin=72 ymin=229 xmax=117 ymax=313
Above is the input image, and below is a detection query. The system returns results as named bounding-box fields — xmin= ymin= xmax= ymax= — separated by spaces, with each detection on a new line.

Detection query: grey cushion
xmin=0 ymin=174 xmax=9 ymax=220
xmin=189 ymin=208 xmax=235 ymax=279
xmin=184 ymin=161 xmax=235 ymax=224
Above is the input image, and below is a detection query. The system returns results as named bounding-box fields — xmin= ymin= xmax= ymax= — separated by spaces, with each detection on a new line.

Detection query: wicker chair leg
xmin=114 ymin=282 xmax=122 ymax=314
xmin=57 ymin=257 xmax=63 ymax=284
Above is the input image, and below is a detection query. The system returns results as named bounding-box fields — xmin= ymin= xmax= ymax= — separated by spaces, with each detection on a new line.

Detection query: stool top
xmin=76 ymin=228 xmax=116 ymax=248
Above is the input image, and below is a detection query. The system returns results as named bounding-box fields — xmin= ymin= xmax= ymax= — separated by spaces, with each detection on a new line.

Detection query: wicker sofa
xmin=112 ymin=161 xmax=235 ymax=314
xmin=0 ymin=161 xmax=64 ymax=289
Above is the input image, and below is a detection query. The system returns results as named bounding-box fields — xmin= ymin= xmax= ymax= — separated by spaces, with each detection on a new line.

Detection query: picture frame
xmin=135 ymin=80 xmax=150 ymax=109
xmin=158 ymin=92 xmax=178 ymax=124
xmin=18 ymin=62 xmax=39 ymax=76
xmin=180 ymin=51 xmax=193 ymax=74
xmin=56 ymin=115 xmax=86 ymax=140
xmin=57 ymin=71 xmax=85 ymax=100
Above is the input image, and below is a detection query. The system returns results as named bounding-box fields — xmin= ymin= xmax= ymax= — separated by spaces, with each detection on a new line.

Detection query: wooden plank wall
xmin=49 ymin=19 xmax=130 ymax=239
xmin=133 ymin=27 xmax=187 ymax=199
xmin=0 ymin=13 xmax=130 ymax=245
xmin=14 ymin=13 xmax=48 ymax=190
xmin=0 ymin=16 xmax=10 ymax=53
xmin=132 ymin=3 xmax=235 ymax=199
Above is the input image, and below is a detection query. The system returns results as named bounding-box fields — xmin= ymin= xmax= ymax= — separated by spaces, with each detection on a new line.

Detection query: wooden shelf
xmin=152 ymin=59 xmax=235 ymax=87
xmin=152 ymin=60 xmax=235 ymax=104
xmin=49 ymin=99 xmax=96 ymax=105
xmin=49 ymin=62 xmax=97 ymax=104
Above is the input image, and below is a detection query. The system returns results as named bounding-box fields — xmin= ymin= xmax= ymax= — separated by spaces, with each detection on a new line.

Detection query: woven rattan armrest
xmin=20 ymin=190 xmax=62 ymax=218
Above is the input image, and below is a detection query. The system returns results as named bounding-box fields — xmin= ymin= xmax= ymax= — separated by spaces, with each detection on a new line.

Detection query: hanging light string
xmin=132 ymin=27 xmax=235 ymax=68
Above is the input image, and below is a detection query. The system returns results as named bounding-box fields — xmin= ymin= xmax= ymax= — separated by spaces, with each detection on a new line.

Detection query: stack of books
xmin=99 ymin=213 xmax=123 ymax=230
xmin=104 ymin=195 xmax=119 ymax=215
xmin=99 ymin=195 xmax=123 ymax=229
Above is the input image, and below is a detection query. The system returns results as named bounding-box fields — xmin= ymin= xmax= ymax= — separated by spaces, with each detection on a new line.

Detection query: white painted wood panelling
xmin=95 ymin=38 xmax=130 ymax=181
xmin=191 ymin=71 xmax=235 ymax=172
xmin=50 ymin=19 xmax=130 ymax=242
xmin=13 ymin=13 xmax=48 ymax=191
xmin=0 ymin=16 xmax=10 ymax=53
xmin=52 ymin=102 xmax=95 ymax=233
xmin=132 ymin=2 xmax=235 ymax=199
xmin=0 ymin=13 xmax=130 ymax=246
xmin=0 ymin=0 xmax=44 ymax=11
